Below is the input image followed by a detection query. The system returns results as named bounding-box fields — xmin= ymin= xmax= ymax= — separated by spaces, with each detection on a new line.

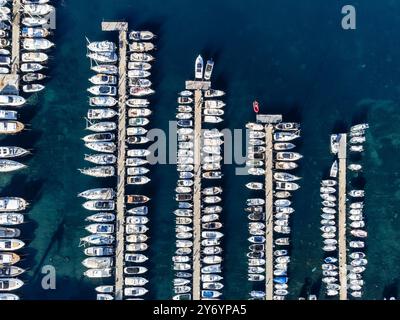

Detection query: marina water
xmin=0 ymin=0 xmax=399 ymax=299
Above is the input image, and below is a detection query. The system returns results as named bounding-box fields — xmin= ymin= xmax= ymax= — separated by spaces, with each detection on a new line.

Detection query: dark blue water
xmin=1 ymin=0 xmax=399 ymax=299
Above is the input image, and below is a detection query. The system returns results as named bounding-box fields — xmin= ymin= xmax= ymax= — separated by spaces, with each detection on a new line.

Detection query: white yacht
xmin=23 ymin=4 xmax=53 ymax=15
xmin=195 ymin=55 xmax=204 ymax=79
xmin=0 ymin=110 xmax=17 ymax=120
xmin=87 ymin=41 xmax=116 ymax=52
xmin=0 ymin=147 xmax=29 ymax=158
xmin=78 ymin=188 xmax=115 ymax=200
xmin=87 ymin=52 xmax=118 ymax=64
xmin=22 ymin=38 xmax=54 ymax=50
xmin=203 ymin=59 xmax=214 ymax=81
xmin=0 ymin=95 xmax=26 ymax=107
xmin=78 ymin=166 xmax=115 ymax=178
xmin=0 ymin=197 xmax=27 ymax=212
xmin=0 ymin=160 xmax=26 ymax=172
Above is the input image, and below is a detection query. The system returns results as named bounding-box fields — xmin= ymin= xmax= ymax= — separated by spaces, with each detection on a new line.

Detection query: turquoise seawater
xmin=1 ymin=0 xmax=399 ymax=299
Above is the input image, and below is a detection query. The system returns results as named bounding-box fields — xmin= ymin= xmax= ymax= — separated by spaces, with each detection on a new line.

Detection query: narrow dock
xmin=11 ymin=0 xmax=21 ymax=79
xmin=191 ymin=89 xmax=203 ymax=300
xmin=337 ymin=134 xmax=348 ymax=300
xmin=101 ymin=21 xmax=128 ymax=301
xmin=264 ymin=125 xmax=274 ymax=300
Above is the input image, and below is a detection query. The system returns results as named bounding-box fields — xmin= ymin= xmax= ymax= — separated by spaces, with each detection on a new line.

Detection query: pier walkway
xmin=338 ymin=134 xmax=348 ymax=300
xmin=11 ymin=0 xmax=21 ymax=84
xmin=264 ymin=125 xmax=274 ymax=300
xmin=102 ymin=21 xmax=128 ymax=300
xmin=191 ymin=89 xmax=203 ymax=300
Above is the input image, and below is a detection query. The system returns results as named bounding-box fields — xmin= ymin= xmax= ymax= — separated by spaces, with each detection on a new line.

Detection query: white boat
xmin=276 ymin=182 xmax=300 ymax=191
xmin=84 ymin=154 xmax=116 ymax=165
xmin=85 ymin=223 xmax=114 ymax=234
xmin=349 ymin=190 xmax=365 ymax=198
xmin=89 ymin=74 xmax=117 ymax=85
xmin=0 ymin=212 xmax=24 ymax=226
xmin=0 ymin=147 xmax=29 ymax=158
xmin=274 ymin=131 xmax=300 ymax=142
xmin=127 ymin=149 xmax=150 ymax=157
xmin=0 ymin=294 xmax=19 ymax=300
xmin=87 ymin=52 xmax=118 ymax=63
xmin=203 ymin=60 xmax=215 ymax=81
xmin=21 ymin=27 xmax=49 ymax=39
xmin=0 ymin=227 xmax=21 ymax=238
xmin=275 ymin=122 xmax=300 ymax=131
xmin=124 ymin=287 xmax=148 ymax=297
xmin=274 ymin=172 xmax=301 ymax=182
xmin=0 ymin=110 xmax=17 ymax=120
xmin=0 ymin=159 xmax=26 ymax=172
xmin=0 ymin=252 xmax=20 ymax=265
xmin=0 ymin=198 xmax=27 ymax=212
xmin=82 ymin=200 xmax=115 ymax=211
xmin=129 ymin=30 xmax=155 ymax=41
xmin=128 ymin=62 xmax=152 ymax=70
xmin=23 ymin=3 xmax=52 ymax=15
xmin=275 ymin=162 xmax=298 ymax=170
xmin=130 ymin=52 xmax=154 ymax=62
xmin=21 ymin=62 xmax=44 ymax=72
xmin=195 ymin=55 xmax=204 ymax=79
xmin=84 ymin=246 xmax=114 ymax=257
xmin=22 ymin=84 xmax=45 ymax=93
xmin=85 ymin=142 xmax=116 ymax=153
xmin=204 ymin=109 xmax=224 ymax=116
xmin=83 ymin=132 xmax=114 ymax=143
xmin=88 ymin=85 xmax=116 ymax=96
xmin=127 ymin=70 xmax=151 ymax=78
xmin=125 ymin=277 xmax=148 ymax=287
xmin=78 ymin=188 xmax=115 ymax=200
xmin=348 ymin=164 xmax=362 ymax=171
xmin=125 ymin=253 xmax=149 ymax=263
xmin=0 ymin=239 xmax=25 ymax=251
xmin=128 ymin=108 xmax=152 ymax=117
xmin=82 ymin=257 xmax=113 ymax=268
xmin=205 ymin=89 xmax=225 ymax=98
xmin=79 ymin=166 xmax=115 ymax=178
xmin=85 ymin=213 xmax=115 ymax=223
xmin=80 ymin=234 xmax=114 ymax=245
xmin=0 ymin=121 xmax=24 ymax=134
xmin=330 ymin=160 xmax=338 ymax=178
xmin=87 ymin=41 xmax=115 ymax=52
xmin=204 ymin=116 xmax=223 ymax=123
xmin=23 ymin=38 xmax=54 ymax=50
xmin=129 ymin=42 xmax=155 ymax=52
xmin=22 ymin=17 xmax=48 ymax=27
xmin=87 ymin=108 xmax=117 ymax=120
xmin=350 ymin=136 xmax=366 ymax=144
xmin=127 ymin=176 xmax=150 ymax=185
xmin=276 ymin=152 xmax=302 ymax=161
xmin=0 ymin=95 xmax=26 ymax=107
xmin=0 ymin=278 xmax=24 ymax=291
xmin=91 ymin=64 xmax=118 ymax=74
xmin=84 ymin=268 xmax=112 ymax=278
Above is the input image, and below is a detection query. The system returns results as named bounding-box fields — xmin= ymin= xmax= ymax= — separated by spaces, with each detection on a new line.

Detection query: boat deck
xmin=264 ymin=125 xmax=274 ymax=300
xmin=338 ymin=134 xmax=347 ymax=300
xmin=11 ymin=0 xmax=20 ymax=87
xmin=190 ymin=88 xmax=203 ymax=300
xmin=102 ymin=22 xmax=128 ymax=300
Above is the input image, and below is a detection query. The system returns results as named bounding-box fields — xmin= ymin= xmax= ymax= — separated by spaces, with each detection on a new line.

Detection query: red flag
xmin=253 ymin=100 xmax=260 ymax=113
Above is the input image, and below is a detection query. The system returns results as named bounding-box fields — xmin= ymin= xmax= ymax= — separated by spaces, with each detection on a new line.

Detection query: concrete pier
xmin=264 ymin=125 xmax=274 ymax=300
xmin=191 ymin=89 xmax=203 ymax=300
xmin=337 ymin=134 xmax=348 ymax=300
xmin=101 ymin=21 xmax=128 ymax=300
xmin=11 ymin=0 xmax=21 ymax=80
